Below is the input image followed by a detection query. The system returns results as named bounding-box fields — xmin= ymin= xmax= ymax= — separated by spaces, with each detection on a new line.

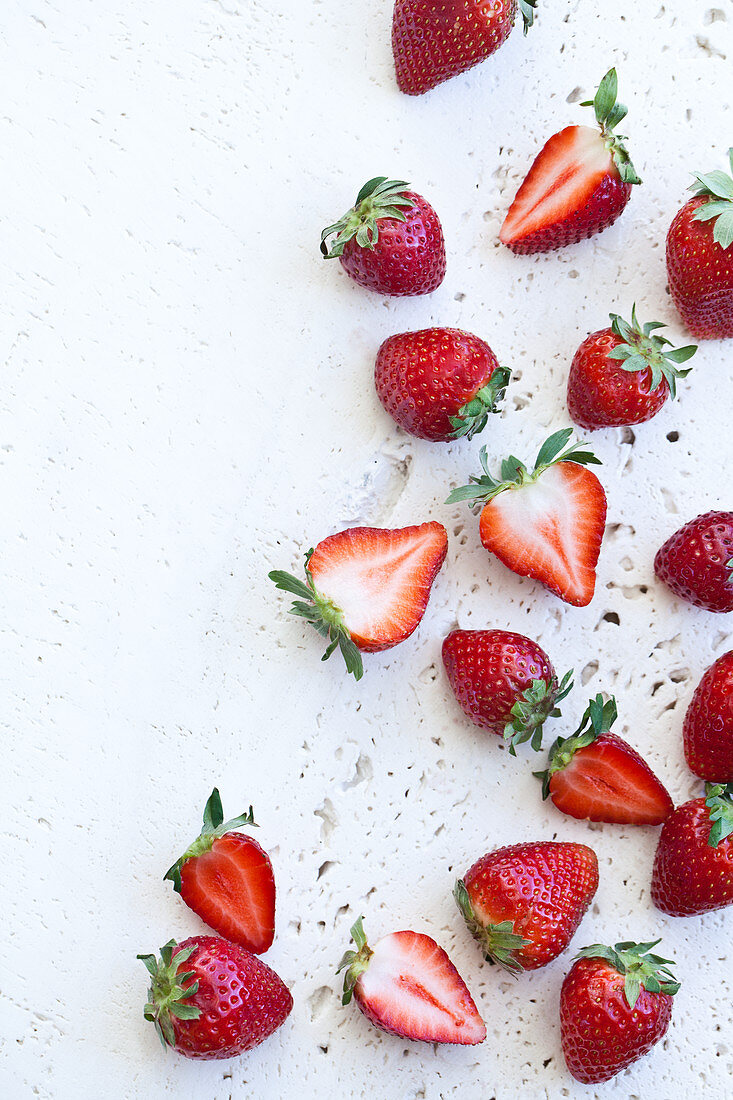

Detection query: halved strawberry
xmin=338 ymin=917 xmax=486 ymax=1045
xmin=164 ymin=789 xmax=275 ymax=955
xmin=500 ymin=69 xmax=640 ymax=254
xmin=447 ymin=428 xmax=606 ymax=607
xmin=535 ymin=695 xmax=673 ymax=825
xmin=269 ymin=522 xmax=448 ymax=679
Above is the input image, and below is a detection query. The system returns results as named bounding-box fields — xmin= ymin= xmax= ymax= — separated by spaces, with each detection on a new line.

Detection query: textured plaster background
xmin=2 ymin=1 xmax=733 ymax=1097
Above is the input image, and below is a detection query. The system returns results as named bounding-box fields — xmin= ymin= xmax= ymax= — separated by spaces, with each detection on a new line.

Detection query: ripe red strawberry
xmin=666 ymin=149 xmax=733 ymax=339
xmin=455 ymin=841 xmax=598 ymax=973
xmin=392 ymin=0 xmax=537 ymax=97
xmin=138 ymin=936 xmax=292 ymax=1059
xmin=375 ymin=328 xmax=510 ymax=442
xmin=447 ymin=428 xmax=606 ymax=607
xmin=269 ymin=522 xmax=448 ymax=679
xmin=683 ymin=651 xmax=733 ymax=782
xmin=654 ymin=511 xmax=733 ymax=613
xmin=320 ymin=177 xmax=445 ymax=296
xmin=651 ymin=783 xmax=733 ymax=916
xmin=164 ymin=789 xmax=275 ymax=955
xmin=567 ymin=306 xmax=696 ymax=430
xmin=536 ymin=694 xmax=673 ymax=825
xmin=500 ymin=69 xmax=640 ymax=254
xmin=337 ymin=917 xmax=485 ymax=1044
xmin=442 ymin=629 xmax=572 ymax=753
xmin=560 ymin=940 xmax=679 ymax=1083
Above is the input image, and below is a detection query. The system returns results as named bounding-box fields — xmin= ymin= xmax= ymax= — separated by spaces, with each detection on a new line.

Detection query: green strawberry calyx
xmin=606 ymin=305 xmax=696 ymax=398
xmin=580 ymin=68 xmax=641 ymax=186
xmin=690 ymin=149 xmax=733 ymax=250
xmin=445 ymin=427 xmax=601 ymax=509
xmin=705 ymin=782 xmax=733 ymax=848
xmin=519 ymin=0 xmax=538 ymax=34
xmin=574 ymin=940 xmax=680 ymax=1009
xmin=535 ymin=693 xmax=616 ymax=798
xmin=454 ymin=880 xmax=531 ymax=975
xmin=320 ymin=178 xmax=416 ymax=259
xmin=138 ymin=940 xmax=201 ymax=1048
xmin=269 ymin=550 xmax=364 ymax=680
xmin=449 ymin=365 xmax=512 ymax=441
xmin=504 ymin=669 xmax=574 ymax=756
xmin=336 ymin=916 xmax=374 ymax=1005
xmin=163 ymin=788 xmax=258 ymax=893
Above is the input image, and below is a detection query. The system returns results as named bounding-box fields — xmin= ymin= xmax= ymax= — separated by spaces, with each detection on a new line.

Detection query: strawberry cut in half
xmin=500 ymin=68 xmax=640 ymax=254
xmin=655 ymin=510 xmax=733 ymax=613
xmin=337 ymin=916 xmax=486 ymax=1045
xmin=447 ymin=427 xmax=606 ymax=607
xmin=269 ymin=522 xmax=448 ymax=679
xmin=164 ymin=789 xmax=276 ymax=955
xmin=651 ymin=783 xmax=733 ymax=917
xmin=535 ymin=694 xmax=674 ymax=825
xmin=683 ymin=651 xmax=733 ymax=782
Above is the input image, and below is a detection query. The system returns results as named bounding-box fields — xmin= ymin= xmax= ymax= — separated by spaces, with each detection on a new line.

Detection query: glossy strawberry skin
xmin=654 ymin=511 xmax=733 ymax=613
xmin=375 ymin=328 xmax=502 ymax=441
xmin=567 ymin=328 xmax=669 ymax=429
xmin=392 ymin=0 xmax=517 ymax=96
xmin=169 ymin=937 xmax=292 ymax=1059
xmin=651 ymin=797 xmax=733 ymax=916
xmin=684 ymin=652 xmax=733 ymax=782
xmin=667 ymin=194 xmax=733 ymax=340
xmin=560 ymin=957 xmax=673 ymax=1083
xmin=339 ymin=191 xmax=445 ymax=296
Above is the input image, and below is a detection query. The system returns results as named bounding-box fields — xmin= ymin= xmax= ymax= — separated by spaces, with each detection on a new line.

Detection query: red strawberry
xmin=375 ymin=327 xmax=510 ymax=442
xmin=442 ymin=629 xmax=572 ymax=752
xmin=666 ymin=150 xmax=733 ymax=339
xmin=337 ymin=917 xmax=485 ymax=1044
xmin=391 ymin=0 xmax=536 ymax=97
xmin=320 ymin=177 xmax=445 ymax=296
xmin=683 ymin=651 xmax=733 ymax=782
xmin=447 ymin=428 xmax=606 ymax=607
xmin=651 ymin=783 xmax=733 ymax=916
xmin=536 ymin=694 xmax=673 ymax=825
xmin=455 ymin=841 xmax=598 ymax=973
xmin=560 ymin=940 xmax=679 ymax=1083
xmin=500 ymin=69 xmax=640 ymax=254
xmin=138 ymin=936 xmax=292 ymax=1059
xmin=164 ymin=789 xmax=275 ymax=955
xmin=567 ymin=306 xmax=696 ymax=430
xmin=269 ymin=522 xmax=448 ymax=679
xmin=654 ymin=511 xmax=733 ymax=613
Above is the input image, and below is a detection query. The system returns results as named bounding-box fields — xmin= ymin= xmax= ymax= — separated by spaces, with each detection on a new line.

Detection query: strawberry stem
xmin=704 ymin=783 xmax=733 ymax=847
xmin=137 ymin=940 xmax=201 ymax=1048
xmin=573 ymin=940 xmax=680 ymax=1009
xmin=449 ymin=365 xmax=511 ymax=440
xmin=690 ymin=149 xmax=733 ymax=250
xmin=454 ymin=881 xmax=531 ymax=975
xmin=320 ymin=178 xmax=416 ymax=259
xmin=606 ymin=305 xmax=696 ymax=397
xmin=336 ymin=916 xmax=374 ymax=1005
xmin=535 ymin=693 xmax=616 ymax=797
xmin=579 ymin=68 xmax=641 ymax=186
xmin=163 ymin=788 xmax=258 ymax=893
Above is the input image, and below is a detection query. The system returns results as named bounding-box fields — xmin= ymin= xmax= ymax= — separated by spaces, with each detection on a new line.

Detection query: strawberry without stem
xmin=684 ymin=651 xmax=733 ymax=782
xmin=269 ymin=523 xmax=448 ymax=679
xmin=455 ymin=841 xmax=598 ymax=973
xmin=500 ymin=69 xmax=640 ymax=254
xmin=164 ymin=789 xmax=275 ymax=955
xmin=338 ymin=917 xmax=486 ymax=1045
xmin=447 ymin=428 xmax=607 ymax=607
xmin=536 ymin=694 xmax=673 ymax=825
xmin=651 ymin=783 xmax=733 ymax=916
xmin=375 ymin=327 xmax=510 ymax=442
xmin=654 ymin=510 xmax=733 ymax=613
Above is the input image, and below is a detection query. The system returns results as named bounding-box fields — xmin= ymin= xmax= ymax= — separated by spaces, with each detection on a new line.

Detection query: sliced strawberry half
xmin=269 ymin=522 xmax=448 ymax=679
xmin=535 ymin=695 xmax=674 ymax=825
xmin=164 ymin=789 xmax=276 ymax=954
xmin=338 ymin=917 xmax=486 ymax=1045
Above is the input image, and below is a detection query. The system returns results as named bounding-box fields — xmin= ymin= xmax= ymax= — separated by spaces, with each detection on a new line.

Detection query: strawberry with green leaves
xmin=654 ymin=511 xmax=733 ymax=613
xmin=683 ymin=651 xmax=733 ymax=782
xmin=651 ymin=783 xmax=733 ymax=916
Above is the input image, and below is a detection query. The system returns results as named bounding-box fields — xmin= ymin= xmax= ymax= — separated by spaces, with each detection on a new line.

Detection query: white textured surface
xmin=3 ymin=1 xmax=733 ymax=1097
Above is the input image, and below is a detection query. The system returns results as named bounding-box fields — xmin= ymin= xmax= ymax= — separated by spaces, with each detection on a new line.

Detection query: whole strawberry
xmin=500 ymin=69 xmax=640 ymax=254
xmin=651 ymin=783 xmax=733 ymax=916
xmin=164 ymin=789 xmax=275 ymax=954
xmin=138 ymin=936 xmax=292 ymax=1059
xmin=320 ymin=177 xmax=445 ymax=296
xmin=375 ymin=328 xmax=510 ymax=442
xmin=683 ymin=651 xmax=733 ymax=782
xmin=560 ymin=940 xmax=679 ymax=1083
xmin=392 ymin=0 xmax=537 ymax=97
xmin=567 ymin=306 xmax=696 ymax=430
xmin=455 ymin=841 xmax=598 ymax=973
xmin=442 ymin=629 xmax=572 ymax=752
xmin=667 ymin=149 xmax=733 ymax=339
xmin=654 ymin=511 xmax=733 ymax=613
